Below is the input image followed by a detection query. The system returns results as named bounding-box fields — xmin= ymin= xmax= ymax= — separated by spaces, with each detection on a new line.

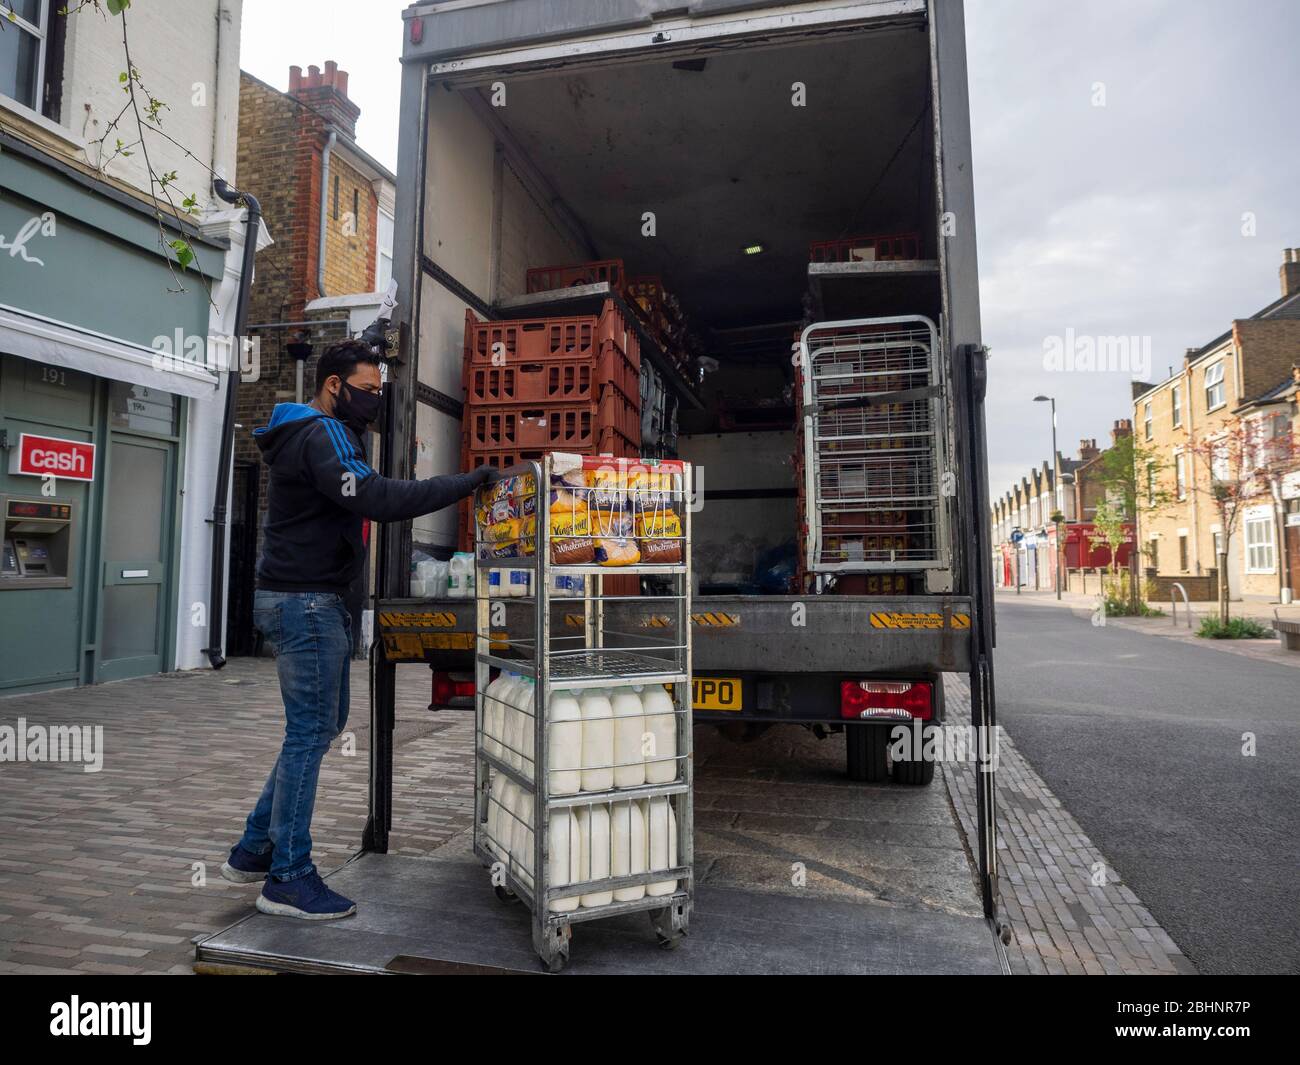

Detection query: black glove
xmin=474 ymin=465 xmax=503 ymax=485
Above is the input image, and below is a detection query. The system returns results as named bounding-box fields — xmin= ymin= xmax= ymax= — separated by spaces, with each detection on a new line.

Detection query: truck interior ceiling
xmin=447 ymin=22 xmax=942 ymax=593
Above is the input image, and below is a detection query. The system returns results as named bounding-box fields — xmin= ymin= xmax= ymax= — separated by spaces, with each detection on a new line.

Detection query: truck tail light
xmin=840 ymin=680 xmax=932 ymax=721
xmin=431 ymin=671 xmax=475 ymax=708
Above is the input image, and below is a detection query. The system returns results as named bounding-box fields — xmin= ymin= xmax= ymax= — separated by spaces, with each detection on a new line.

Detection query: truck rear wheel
xmin=891 ymin=751 xmax=935 ymax=786
xmin=893 ymin=678 xmax=940 ymax=786
xmin=846 ymin=724 xmax=889 ymax=782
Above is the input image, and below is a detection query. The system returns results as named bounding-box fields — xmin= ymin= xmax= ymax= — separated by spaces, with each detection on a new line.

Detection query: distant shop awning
xmin=0 ymin=303 xmax=220 ymax=399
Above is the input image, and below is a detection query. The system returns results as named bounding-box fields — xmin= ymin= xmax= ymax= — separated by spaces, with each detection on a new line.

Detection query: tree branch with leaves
xmin=1185 ymin=417 xmax=1297 ymax=623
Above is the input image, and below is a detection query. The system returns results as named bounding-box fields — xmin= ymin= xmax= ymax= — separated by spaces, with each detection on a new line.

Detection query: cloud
xmin=967 ymin=0 xmax=1299 ymax=503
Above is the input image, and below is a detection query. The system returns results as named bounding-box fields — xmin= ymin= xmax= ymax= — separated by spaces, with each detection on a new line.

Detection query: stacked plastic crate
xmin=459 ymin=299 xmax=642 ymax=552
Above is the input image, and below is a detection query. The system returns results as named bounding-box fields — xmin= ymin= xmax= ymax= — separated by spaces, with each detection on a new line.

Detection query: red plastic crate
xmin=526 ymin=259 xmax=626 ymax=295
xmin=467 ymin=361 xmax=594 ymax=406
xmin=464 ymin=340 xmax=638 ymax=407
xmin=463 ymin=301 xmax=630 ymax=368
xmin=464 ymin=390 xmax=641 ymax=453
xmin=626 ymin=276 xmax=668 ymax=336
xmin=808 ymin=231 xmax=922 ymax=263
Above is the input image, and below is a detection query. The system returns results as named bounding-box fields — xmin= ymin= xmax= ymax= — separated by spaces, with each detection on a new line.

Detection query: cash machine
xmin=1 ymin=495 xmax=76 ymax=589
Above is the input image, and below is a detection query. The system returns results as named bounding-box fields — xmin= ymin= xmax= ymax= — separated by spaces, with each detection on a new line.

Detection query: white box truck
xmin=196 ymin=0 xmax=1001 ymax=975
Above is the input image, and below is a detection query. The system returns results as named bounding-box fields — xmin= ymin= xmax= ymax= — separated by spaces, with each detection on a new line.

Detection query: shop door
xmin=97 ymin=436 xmax=176 ymax=682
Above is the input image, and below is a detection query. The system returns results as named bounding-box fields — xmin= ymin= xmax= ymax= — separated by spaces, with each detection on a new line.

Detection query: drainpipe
xmin=210 ymin=0 xmax=241 ymax=188
xmin=205 ymin=178 xmax=262 ymax=670
xmin=317 ymin=128 xmax=337 ymax=299
xmin=1273 ymin=477 xmax=1292 ymax=603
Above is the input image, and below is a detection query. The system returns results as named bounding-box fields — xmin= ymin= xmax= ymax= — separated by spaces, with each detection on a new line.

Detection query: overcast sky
xmin=240 ymin=1 xmax=1299 ymax=497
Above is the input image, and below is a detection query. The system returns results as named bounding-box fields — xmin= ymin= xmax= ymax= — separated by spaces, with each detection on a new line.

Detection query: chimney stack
xmin=1111 ymin=418 xmax=1132 ymax=444
xmin=288 ymin=59 xmax=360 ymax=139
xmin=1281 ymin=248 xmax=1300 ymax=300
xmin=1079 ymin=438 xmax=1100 ymax=462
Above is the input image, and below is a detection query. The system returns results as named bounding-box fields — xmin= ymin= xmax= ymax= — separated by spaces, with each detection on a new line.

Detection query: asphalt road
xmin=991 ymin=596 xmax=1300 ymax=975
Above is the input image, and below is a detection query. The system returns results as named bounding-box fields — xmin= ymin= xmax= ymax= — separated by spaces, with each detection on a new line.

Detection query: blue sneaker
xmin=220 ymin=843 xmax=272 ymax=884
xmin=256 ymin=871 xmax=356 ymax=920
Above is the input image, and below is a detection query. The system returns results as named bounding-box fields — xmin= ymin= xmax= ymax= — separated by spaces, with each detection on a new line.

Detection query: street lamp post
xmin=1034 ymin=395 xmax=1062 ymax=600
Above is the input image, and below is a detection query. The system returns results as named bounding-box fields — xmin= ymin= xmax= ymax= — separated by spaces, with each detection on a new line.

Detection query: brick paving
xmin=0 ymin=657 xmax=476 ymax=974
xmin=1 ymin=656 xmax=1195 ymax=975
xmin=941 ymin=674 xmax=1196 ymax=975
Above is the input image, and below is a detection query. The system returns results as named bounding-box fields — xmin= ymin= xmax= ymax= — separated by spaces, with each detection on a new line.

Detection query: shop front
xmin=0 ymin=136 xmax=242 ymax=694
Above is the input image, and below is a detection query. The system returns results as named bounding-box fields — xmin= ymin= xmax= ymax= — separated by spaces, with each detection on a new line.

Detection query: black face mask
xmin=335 ymin=383 xmax=382 ymax=435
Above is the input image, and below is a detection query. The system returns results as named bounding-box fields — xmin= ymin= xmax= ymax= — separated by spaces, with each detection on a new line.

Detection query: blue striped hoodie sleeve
xmin=303 ymin=418 xmax=486 ymax=522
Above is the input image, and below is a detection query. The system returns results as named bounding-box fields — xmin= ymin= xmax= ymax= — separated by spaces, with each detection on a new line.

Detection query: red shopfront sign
xmin=8 ymin=433 xmax=97 ymax=482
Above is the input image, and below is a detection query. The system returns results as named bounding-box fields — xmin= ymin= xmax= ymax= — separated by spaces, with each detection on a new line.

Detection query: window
xmin=352 ymin=187 xmax=360 ymax=233
xmin=1 ymin=1 xmax=48 ymax=111
xmin=1171 ymin=385 xmax=1182 ymax=428
xmin=332 ymin=173 xmax=340 ymax=221
xmin=1245 ymin=513 xmax=1276 ymax=573
xmin=1210 ymin=440 xmax=1230 ymax=483
xmin=1204 ymin=361 xmax=1226 ymax=410
xmin=1146 ymin=462 xmax=1156 ymax=500
xmin=1143 ymin=401 xmax=1152 ymax=440
xmin=1178 ymin=534 xmax=1188 ymax=572
xmin=376 ymin=209 xmax=394 ymax=290
xmin=109 ymin=382 xmax=178 ymax=437
xmin=1175 ymin=452 xmax=1186 ymax=500
xmin=1149 ymin=538 xmax=1159 ymax=570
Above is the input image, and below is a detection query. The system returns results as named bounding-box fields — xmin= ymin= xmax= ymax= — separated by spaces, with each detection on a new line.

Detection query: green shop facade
xmin=0 ymin=134 xmax=250 ymax=694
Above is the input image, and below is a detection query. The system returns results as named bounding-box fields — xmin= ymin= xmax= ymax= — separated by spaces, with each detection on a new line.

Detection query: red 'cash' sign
xmin=10 ymin=433 xmax=96 ymax=481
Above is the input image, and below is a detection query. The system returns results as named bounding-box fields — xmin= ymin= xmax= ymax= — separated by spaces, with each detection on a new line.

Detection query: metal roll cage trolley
xmin=471 ymin=455 xmax=694 ymax=970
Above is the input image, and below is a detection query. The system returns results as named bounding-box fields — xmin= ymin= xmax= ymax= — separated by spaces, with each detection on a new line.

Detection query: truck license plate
xmin=693 ymin=677 xmax=742 ymax=712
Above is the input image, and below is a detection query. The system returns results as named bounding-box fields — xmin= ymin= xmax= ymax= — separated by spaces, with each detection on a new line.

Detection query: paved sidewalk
xmin=998 ymin=589 xmax=1300 ymax=670
xmin=941 ymin=675 xmax=1195 ymax=975
xmin=1 ymin=655 xmax=1194 ymax=976
xmin=0 ymin=658 xmax=476 ymax=974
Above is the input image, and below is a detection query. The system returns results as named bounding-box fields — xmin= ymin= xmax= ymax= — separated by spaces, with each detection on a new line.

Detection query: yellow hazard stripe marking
xmin=378 ymin=611 xmax=459 ymax=629
xmin=869 ymin=612 xmax=971 ymax=630
xmin=690 ymin=613 xmax=740 ymax=627
xmin=382 ymin=631 xmax=507 ymax=660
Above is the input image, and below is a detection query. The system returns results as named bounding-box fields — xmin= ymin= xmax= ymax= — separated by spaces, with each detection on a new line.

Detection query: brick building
xmin=1132 ymin=249 xmax=1300 ymax=603
xmin=991 ymin=425 xmax=1134 ymax=592
xmin=227 ymin=61 xmax=397 ymax=653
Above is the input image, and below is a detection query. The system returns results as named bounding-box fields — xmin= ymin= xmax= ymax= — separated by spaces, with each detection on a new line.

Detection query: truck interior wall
xmin=676 ymin=430 xmax=796 ymax=591
xmin=495 ymin=161 xmax=587 ymax=300
xmin=412 ymin=89 xmax=588 ymax=552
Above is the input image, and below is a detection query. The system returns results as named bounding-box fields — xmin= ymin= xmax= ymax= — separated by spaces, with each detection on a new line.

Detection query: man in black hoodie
xmin=220 ymin=339 xmax=495 ymax=919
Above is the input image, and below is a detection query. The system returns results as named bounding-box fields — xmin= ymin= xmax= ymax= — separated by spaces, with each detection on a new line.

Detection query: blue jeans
xmin=239 ymin=590 xmax=351 ymax=881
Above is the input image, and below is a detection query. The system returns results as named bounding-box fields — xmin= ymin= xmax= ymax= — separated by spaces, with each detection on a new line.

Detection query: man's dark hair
xmin=314 ymin=338 xmax=383 ymax=394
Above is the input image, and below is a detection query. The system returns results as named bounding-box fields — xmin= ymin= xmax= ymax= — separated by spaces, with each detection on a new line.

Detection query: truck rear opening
xmin=385 ymin=1 xmax=992 ymax=806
